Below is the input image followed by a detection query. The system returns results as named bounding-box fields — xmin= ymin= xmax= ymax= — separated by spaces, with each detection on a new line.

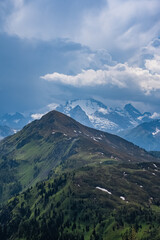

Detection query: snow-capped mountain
xmin=55 ymin=99 xmax=155 ymax=134
xmin=120 ymin=119 xmax=160 ymax=151
xmin=1 ymin=99 xmax=159 ymax=149
xmin=57 ymin=99 xmax=118 ymax=132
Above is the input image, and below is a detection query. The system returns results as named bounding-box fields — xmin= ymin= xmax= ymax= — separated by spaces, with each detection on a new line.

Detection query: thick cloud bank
xmin=1 ymin=0 xmax=160 ymax=60
xmin=41 ymin=59 xmax=160 ymax=95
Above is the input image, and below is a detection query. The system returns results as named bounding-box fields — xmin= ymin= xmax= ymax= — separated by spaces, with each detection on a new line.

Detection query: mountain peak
xmin=34 ymin=110 xmax=89 ymax=137
xmin=124 ymin=103 xmax=141 ymax=116
xmin=8 ymin=110 xmax=156 ymax=163
xmin=0 ymin=109 xmax=157 ymax=204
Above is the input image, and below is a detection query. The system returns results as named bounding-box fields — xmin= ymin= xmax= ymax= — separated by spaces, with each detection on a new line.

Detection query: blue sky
xmin=1 ymin=0 xmax=160 ymax=114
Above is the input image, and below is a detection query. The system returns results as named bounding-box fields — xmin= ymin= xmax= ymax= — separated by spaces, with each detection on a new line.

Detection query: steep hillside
xmin=1 ymin=160 xmax=160 ymax=240
xmin=0 ymin=110 xmax=156 ymax=203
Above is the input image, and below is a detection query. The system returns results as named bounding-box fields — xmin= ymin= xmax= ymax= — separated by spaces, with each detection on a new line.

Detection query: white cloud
xmin=47 ymin=103 xmax=59 ymax=111
xmin=145 ymin=55 xmax=160 ymax=74
xmin=41 ymin=68 xmax=126 ymax=88
xmin=150 ymin=112 xmax=160 ymax=119
xmin=31 ymin=113 xmax=45 ymax=120
xmin=41 ymin=63 xmax=160 ymax=95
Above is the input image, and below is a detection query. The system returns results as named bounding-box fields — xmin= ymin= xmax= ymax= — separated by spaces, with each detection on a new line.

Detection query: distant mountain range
xmin=0 ymin=112 xmax=30 ymax=139
xmin=55 ymin=99 xmax=160 ymax=151
xmin=121 ymin=119 xmax=160 ymax=151
xmin=56 ymin=99 xmax=155 ymax=134
xmin=1 ymin=98 xmax=160 ymax=151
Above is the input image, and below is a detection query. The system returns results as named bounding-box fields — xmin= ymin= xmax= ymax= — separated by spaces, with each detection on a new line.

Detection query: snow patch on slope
xmin=96 ymin=187 xmax=112 ymax=195
xmin=152 ymin=128 xmax=160 ymax=136
xmin=98 ymin=108 xmax=109 ymax=115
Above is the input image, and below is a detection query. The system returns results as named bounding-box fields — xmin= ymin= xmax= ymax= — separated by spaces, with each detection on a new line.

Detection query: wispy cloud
xmin=31 ymin=113 xmax=45 ymax=120
xmin=78 ymin=0 xmax=160 ymax=51
xmin=1 ymin=0 xmax=160 ymax=61
xmin=150 ymin=112 xmax=160 ymax=119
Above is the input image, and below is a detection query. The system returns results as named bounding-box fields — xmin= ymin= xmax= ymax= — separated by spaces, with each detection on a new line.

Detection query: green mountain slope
xmin=0 ymin=110 xmax=156 ymax=204
xmin=1 ymin=160 xmax=160 ymax=240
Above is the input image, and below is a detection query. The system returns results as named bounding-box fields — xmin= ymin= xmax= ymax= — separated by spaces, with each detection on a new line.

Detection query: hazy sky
xmin=1 ymin=0 xmax=160 ymax=114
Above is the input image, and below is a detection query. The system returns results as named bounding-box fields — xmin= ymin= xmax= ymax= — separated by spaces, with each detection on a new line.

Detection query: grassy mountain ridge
xmin=0 ymin=110 xmax=156 ymax=204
